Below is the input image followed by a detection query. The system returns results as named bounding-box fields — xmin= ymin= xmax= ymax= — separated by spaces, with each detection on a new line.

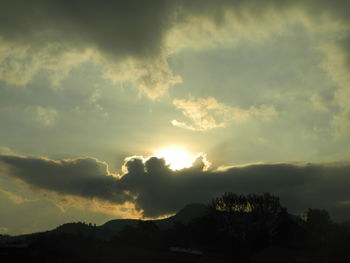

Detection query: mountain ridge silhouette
xmin=0 ymin=203 xmax=208 ymax=241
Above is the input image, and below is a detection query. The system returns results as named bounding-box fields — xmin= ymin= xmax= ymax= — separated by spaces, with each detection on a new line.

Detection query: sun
xmin=154 ymin=146 xmax=194 ymax=171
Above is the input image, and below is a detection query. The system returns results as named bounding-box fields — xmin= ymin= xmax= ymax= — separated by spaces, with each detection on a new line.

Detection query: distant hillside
xmin=160 ymin=203 xmax=208 ymax=225
xmin=99 ymin=203 xmax=208 ymax=237
xmin=0 ymin=203 xmax=209 ymax=242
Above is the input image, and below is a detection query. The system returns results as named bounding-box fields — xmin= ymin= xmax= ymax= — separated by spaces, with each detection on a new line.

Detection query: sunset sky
xmin=1 ymin=0 xmax=350 ymax=235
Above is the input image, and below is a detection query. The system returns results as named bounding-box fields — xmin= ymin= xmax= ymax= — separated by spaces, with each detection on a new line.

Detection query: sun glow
xmin=154 ymin=146 xmax=194 ymax=171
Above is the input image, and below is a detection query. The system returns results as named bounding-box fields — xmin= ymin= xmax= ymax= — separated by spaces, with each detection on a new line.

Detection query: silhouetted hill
xmin=99 ymin=203 xmax=208 ymax=237
xmin=55 ymin=222 xmax=94 ymax=233
xmin=0 ymin=203 xmax=209 ymax=243
xmin=155 ymin=203 xmax=208 ymax=229
xmin=161 ymin=203 xmax=208 ymax=224
xmin=0 ymin=203 xmax=210 ymax=262
xmin=99 ymin=219 xmax=139 ymax=232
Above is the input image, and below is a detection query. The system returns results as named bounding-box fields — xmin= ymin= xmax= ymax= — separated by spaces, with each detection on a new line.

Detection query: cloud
xmin=318 ymin=41 xmax=350 ymax=137
xmin=310 ymin=93 xmax=328 ymax=111
xmin=0 ymin=40 xmax=93 ymax=87
xmin=0 ymin=155 xmax=131 ymax=204
xmin=101 ymin=56 xmax=182 ymax=99
xmin=0 ymin=147 xmax=14 ymax=155
xmin=1 ymin=0 xmax=350 ymax=102
xmin=25 ymin=106 xmax=58 ymax=127
xmin=0 ymin=0 xmax=181 ymax=98
xmin=0 ymin=189 xmax=38 ymax=204
xmin=1 ymin=153 xmax=350 ymax=221
xmin=117 ymin=158 xmax=350 ymax=220
xmin=0 ymin=0 xmax=173 ymax=58
xmin=0 ymin=227 xmax=9 ymax=234
xmin=172 ymin=97 xmax=277 ymax=131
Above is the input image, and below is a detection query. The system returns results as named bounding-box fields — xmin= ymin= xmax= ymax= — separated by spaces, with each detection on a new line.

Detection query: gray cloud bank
xmin=2 ymin=0 xmax=350 ymax=128
xmin=2 ymin=0 xmax=350 ymax=53
xmin=0 ymin=0 xmax=175 ymax=59
xmin=0 ymin=156 xmax=130 ymax=204
xmin=1 ymin=154 xmax=350 ymax=220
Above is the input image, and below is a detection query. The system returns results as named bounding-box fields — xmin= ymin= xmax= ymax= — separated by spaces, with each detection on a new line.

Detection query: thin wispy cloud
xmin=172 ymin=97 xmax=277 ymax=131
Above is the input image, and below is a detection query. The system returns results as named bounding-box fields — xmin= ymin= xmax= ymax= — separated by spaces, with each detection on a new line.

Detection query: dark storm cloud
xmin=1 ymin=154 xmax=350 ymax=220
xmin=1 ymin=0 xmax=350 ymax=59
xmin=0 ymin=0 xmax=177 ymax=59
xmin=0 ymin=155 xmax=130 ymax=204
xmin=122 ymin=158 xmax=350 ymax=220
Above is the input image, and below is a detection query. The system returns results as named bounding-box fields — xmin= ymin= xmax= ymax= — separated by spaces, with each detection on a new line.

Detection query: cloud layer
xmin=1 ymin=154 xmax=350 ymax=220
xmin=1 ymin=0 xmax=350 ymax=136
xmin=1 ymin=0 xmax=350 ymax=103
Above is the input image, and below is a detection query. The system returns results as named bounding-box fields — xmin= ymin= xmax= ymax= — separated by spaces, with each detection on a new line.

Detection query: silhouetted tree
xmin=304 ymin=208 xmax=333 ymax=247
xmin=207 ymin=192 xmax=289 ymax=261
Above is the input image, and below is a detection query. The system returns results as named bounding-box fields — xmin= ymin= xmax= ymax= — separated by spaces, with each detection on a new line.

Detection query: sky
xmin=1 ymin=0 xmax=350 ymax=235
